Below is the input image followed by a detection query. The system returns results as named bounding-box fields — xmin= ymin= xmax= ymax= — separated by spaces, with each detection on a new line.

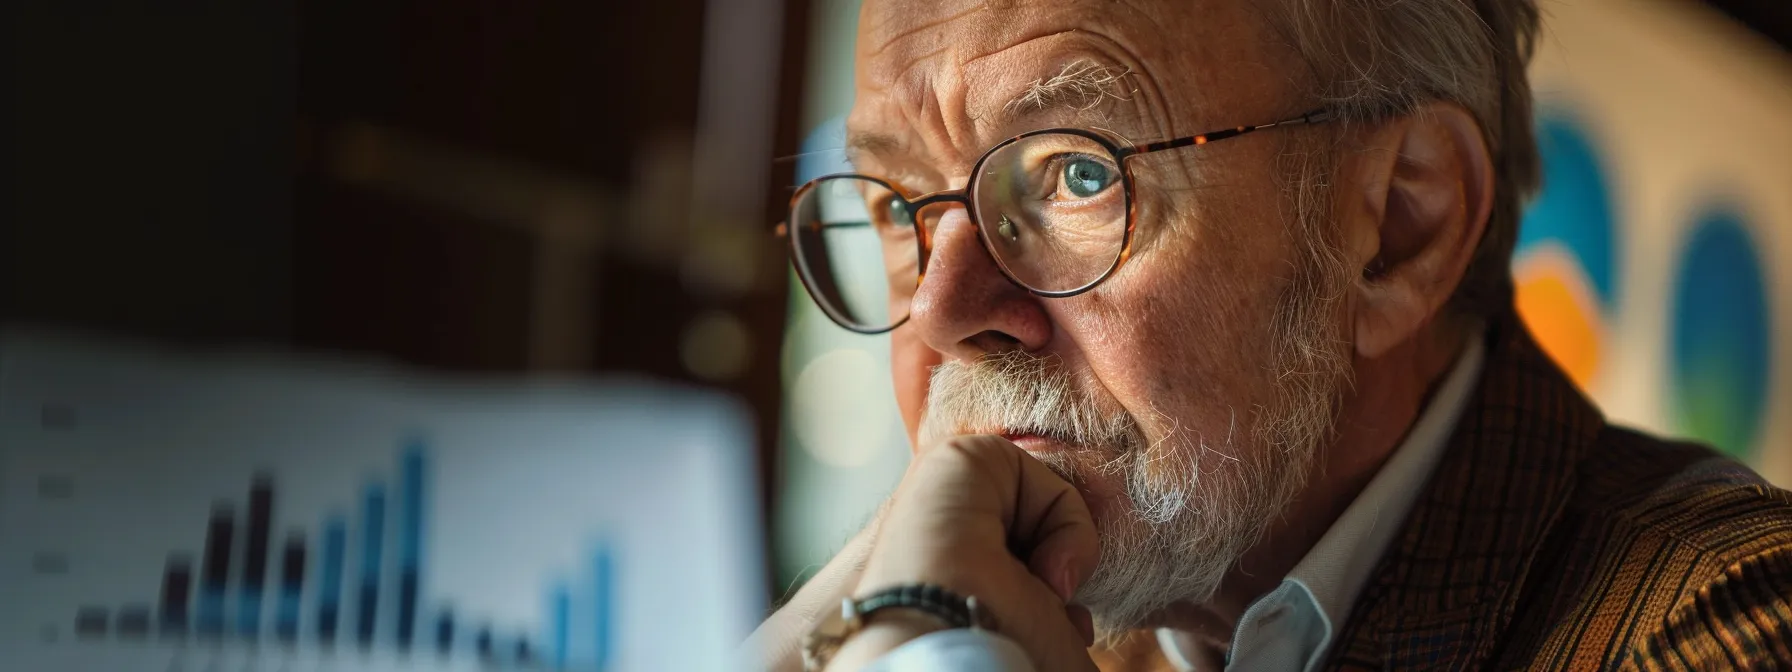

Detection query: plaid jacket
xmin=1324 ymin=312 xmax=1792 ymax=670
xmin=1096 ymin=313 xmax=1792 ymax=671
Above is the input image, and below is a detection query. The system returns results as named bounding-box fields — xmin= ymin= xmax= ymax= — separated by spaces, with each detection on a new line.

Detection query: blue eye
xmin=1062 ymin=158 xmax=1115 ymax=198
xmin=887 ymin=198 xmax=912 ymax=226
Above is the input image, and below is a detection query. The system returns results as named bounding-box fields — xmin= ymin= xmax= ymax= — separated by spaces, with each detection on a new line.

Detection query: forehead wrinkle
xmin=843 ymin=136 xmax=940 ymax=191
xmin=855 ymin=26 xmax=991 ymax=165
xmin=857 ymin=1 xmax=983 ymax=62
xmin=850 ymin=0 xmax=1200 ymax=185
xmin=845 ymin=97 xmax=975 ymax=189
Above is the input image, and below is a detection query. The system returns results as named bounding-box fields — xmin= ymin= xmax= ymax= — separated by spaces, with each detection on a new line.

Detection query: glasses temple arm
xmin=1126 ymin=108 xmax=1332 ymax=156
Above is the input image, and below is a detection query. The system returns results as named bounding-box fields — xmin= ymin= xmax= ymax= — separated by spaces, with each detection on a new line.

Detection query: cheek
xmin=890 ymin=327 xmax=940 ymax=450
xmin=1063 ymin=187 xmax=1295 ymax=443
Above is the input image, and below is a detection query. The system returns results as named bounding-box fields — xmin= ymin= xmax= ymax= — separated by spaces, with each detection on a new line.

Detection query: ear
xmin=1342 ymin=102 xmax=1494 ymax=360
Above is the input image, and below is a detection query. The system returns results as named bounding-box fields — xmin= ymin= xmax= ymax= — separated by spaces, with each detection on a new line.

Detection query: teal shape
xmin=1669 ymin=208 xmax=1772 ymax=459
xmin=1519 ymin=114 xmax=1618 ymax=310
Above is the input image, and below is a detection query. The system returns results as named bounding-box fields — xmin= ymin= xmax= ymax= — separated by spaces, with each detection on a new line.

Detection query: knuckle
xmin=932 ymin=434 xmax=1008 ymax=464
xmin=919 ymin=434 xmax=1017 ymax=487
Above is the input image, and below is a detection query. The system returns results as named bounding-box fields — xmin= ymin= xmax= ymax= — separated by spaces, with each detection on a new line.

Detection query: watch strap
xmin=856 ymin=583 xmax=984 ymax=631
xmin=800 ymin=583 xmax=992 ymax=671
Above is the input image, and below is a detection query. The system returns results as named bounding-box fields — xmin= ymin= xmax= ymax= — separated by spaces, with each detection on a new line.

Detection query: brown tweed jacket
xmin=1096 ymin=312 xmax=1792 ymax=671
xmin=1325 ymin=312 xmax=1792 ymax=670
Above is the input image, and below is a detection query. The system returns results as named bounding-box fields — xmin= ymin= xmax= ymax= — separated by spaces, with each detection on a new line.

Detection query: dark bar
xmin=75 ymin=607 xmax=108 ymax=638
xmin=317 ymin=516 xmax=347 ymax=645
xmin=397 ymin=445 xmax=425 ymax=650
xmin=514 ymin=637 xmax=532 ymax=666
xmin=159 ymin=554 xmax=193 ymax=637
xmin=117 ymin=605 xmax=152 ymax=639
xmin=475 ymin=626 xmax=493 ymax=660
xmin=239 ymin=473 xmax=274 ymax=638
xmin=276 ymin=532 xmax=306 ymax=643
xmin=434 ymin=609 xmax=454 ymax=657
xmin=355 ymin=484 xmax=385 ymax=648
xmin=197 ymin=503 xmax=235 ymax=637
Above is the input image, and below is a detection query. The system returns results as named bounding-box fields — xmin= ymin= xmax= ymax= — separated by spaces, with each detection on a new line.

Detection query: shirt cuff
xmin=859 ymin=628 xmax=1035 ymax=672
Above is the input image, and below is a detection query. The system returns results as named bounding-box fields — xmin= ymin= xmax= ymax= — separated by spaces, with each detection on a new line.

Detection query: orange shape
xmin=1515 ymin=269 xmax=1602 ymax=390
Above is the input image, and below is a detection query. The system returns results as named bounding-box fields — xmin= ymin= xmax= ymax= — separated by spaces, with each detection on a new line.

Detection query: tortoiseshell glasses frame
xmin=778 ymin=108 xmax=1332 ymax=334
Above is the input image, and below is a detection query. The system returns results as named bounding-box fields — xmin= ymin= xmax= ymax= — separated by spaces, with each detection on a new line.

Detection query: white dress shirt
xmin=865 ymin=336 xmax=1487 ymax=672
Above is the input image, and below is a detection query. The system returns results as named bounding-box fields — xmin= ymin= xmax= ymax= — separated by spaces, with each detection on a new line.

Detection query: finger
xmin=936 ymin=435 xmax=1101 ymax=603
xmin=888 ymin=436 xmax=1100 ymax=672
xmin=1002 ymin=443 xmax=1100 ymax=603
xmin=1067 ymin=605 xmax=1095 ymax=648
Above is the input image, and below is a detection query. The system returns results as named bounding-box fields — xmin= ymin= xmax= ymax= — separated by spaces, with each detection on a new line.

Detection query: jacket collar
xmin=1328 ymin=310 xmax=1607 ymax=670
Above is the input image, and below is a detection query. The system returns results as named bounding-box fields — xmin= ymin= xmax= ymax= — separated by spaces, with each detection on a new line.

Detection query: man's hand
xmin=827 ymin=435 xmax=1101 ymax=671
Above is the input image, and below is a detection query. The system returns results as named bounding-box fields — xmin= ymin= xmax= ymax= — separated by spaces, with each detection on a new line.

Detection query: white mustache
xmin=918 ymin=351 xmax=1138 ymax=463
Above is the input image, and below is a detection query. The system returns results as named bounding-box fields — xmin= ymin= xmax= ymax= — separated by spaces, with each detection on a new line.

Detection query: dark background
xmin=5 ymin=0 xmax=811 ymax=592
xmin=10 ymin=0 xmax=1788 ymax=353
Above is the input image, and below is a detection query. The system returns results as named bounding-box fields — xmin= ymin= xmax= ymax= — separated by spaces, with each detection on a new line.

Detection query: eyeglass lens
xmin=789 ymin=132 xmax=1128 ymax=332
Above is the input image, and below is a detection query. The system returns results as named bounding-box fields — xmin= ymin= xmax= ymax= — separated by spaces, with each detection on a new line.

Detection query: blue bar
xmin=397 ymin=443 xmax=425 ymax=649
xmin=594 ymin=545 xmax=613 ymax=670
xmin=274 ymin=602 xmax=298 ymax=641
xmin=475 ymin=626 xmax=494 ymax=660
xmin=196 ymin=588 xmax=226 ymax=638
xmin=238 ymin=475 xmax=274 ymax=639
xmin=159 ymin=555 xmax=193 ymax=638
xmin=236 ymin=594 xmax=262 ymax=640
xmin=434 ymin=608 xmax=455 ymax=657
xmin=275 ymin=534 xmax=306 ymax=643
xmin=275 ymin=593 xmax=299 ymax=643
xmin=197 ymin=505 xmax=235 ymax=638
xmin=317 ymin=517 xmax=347 ymax=643
xmin=551 ymin=585 xmax=571 ymax=669
xmin=356 ymin=484 xmax=386 ymax=648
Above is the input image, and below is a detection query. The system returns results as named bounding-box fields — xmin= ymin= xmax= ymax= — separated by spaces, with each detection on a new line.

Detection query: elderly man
xmin=752 ymin=0 xmax=1792 ymax=670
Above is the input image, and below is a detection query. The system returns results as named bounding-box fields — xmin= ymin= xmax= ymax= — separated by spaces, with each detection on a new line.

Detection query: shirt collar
xmin=1158 ymin=335 xmax=1487 ymax=671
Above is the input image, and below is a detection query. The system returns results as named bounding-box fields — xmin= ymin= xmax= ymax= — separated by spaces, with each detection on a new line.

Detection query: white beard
xmin=916 ymin=346 xmax=1336 ymax=638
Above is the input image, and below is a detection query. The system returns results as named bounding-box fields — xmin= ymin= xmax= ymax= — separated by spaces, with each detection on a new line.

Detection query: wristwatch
xmin=801 ymin=583 xmax=992 ymax=671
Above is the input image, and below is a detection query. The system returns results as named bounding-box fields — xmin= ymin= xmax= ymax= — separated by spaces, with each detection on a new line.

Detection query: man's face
xmin=849 ymin=0 xmax=1356 ymax=633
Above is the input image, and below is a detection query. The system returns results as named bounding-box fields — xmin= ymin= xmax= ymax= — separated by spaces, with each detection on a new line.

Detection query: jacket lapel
xmin=1326 ymin=311 xmax=1607 ymax=670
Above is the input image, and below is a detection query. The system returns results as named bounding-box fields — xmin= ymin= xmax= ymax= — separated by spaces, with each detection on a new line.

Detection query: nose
xmin=908 ymin=204 xmax=1053 ymax=362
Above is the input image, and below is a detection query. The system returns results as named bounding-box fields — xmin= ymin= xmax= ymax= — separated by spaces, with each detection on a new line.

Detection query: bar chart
xmin=0 ymin=332 xmax=764 ymax=672
xmin=59 ymin=443 xmax=618 ymax=670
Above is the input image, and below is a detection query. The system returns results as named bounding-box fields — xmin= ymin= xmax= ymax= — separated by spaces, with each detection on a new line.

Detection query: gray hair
xmin=1004 ymin=60 xmax=1134 ymax=116
xmin=1265 ymin=0 xmax=1542 ymax=318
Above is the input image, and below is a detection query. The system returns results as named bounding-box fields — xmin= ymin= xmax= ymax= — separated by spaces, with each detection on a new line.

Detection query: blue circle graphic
xmin=1519 ymin=114 xmax=1619 ymax=310
xmin=1669 ymin=208 xmax=1772 ymax=458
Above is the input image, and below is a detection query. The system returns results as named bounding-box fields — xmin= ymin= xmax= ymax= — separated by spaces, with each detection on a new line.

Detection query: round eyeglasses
xmin=779 ymin=109 xmax=1330 ymax=333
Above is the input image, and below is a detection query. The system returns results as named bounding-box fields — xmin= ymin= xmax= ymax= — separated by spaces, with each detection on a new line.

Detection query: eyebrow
xmin=1000 ymin=60 xmax=1132 ymax=124
xmin=843 ymin=60 xmax=1133 ymax=168
xmin=844 ymin=131 xmax=903 ymax=167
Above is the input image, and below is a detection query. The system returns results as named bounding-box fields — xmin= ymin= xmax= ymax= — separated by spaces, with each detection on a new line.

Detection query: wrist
xmin=801 ymin=584 xmax=994 ymax=671
xmin=822 ymin=609 xmax=949 ymax=670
